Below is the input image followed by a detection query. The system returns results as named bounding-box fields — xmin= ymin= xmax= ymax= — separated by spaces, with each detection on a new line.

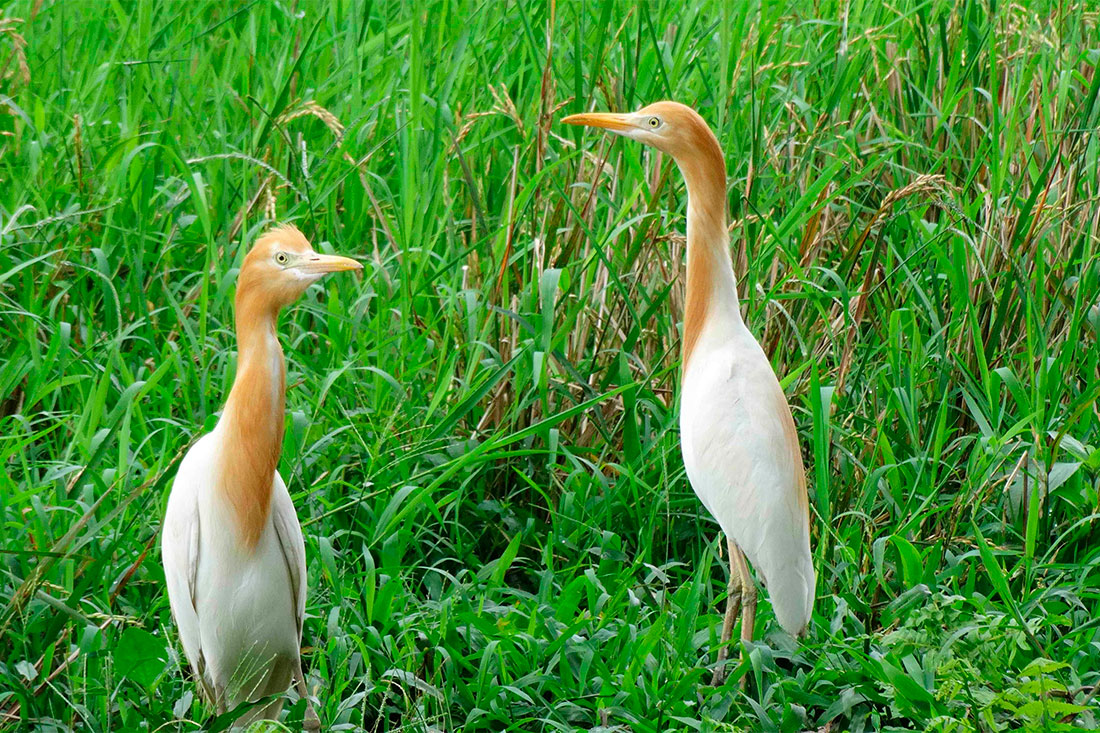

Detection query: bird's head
xmin=237 ymin=224 xmax=362 ymax=312
xmin=561 ymin=101 xmax=717 ymax=160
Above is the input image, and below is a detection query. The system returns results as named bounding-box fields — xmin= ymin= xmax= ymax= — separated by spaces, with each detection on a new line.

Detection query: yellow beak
xmin=298 ymin=253 xmax=363 ymax=274
xmin=560 ymin=112 xmax=635 ymax=131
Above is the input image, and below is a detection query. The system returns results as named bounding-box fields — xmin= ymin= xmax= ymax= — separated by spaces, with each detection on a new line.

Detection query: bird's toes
xmin=303 ymin=705 xmax=322 ymax=732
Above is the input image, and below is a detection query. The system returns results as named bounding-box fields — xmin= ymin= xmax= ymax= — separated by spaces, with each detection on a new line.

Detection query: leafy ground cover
xmin=1 ymin=0 xmax=1099 ymax=730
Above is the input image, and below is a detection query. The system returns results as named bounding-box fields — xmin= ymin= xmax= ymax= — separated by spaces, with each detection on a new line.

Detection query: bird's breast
xmin=193 ymin=504 xmax=298 ymax=677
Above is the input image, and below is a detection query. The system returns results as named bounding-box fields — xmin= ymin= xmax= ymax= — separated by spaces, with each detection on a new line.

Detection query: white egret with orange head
xmin=161 ymin=224 xmax=361 ymax=726
xmin=563 ymin=102 xmax=815 ymax=684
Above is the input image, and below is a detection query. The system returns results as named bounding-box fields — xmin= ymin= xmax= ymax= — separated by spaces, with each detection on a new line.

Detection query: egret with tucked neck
xmin=563 ymin=102 xmax=814 ymax=684
xmin=161 ymin=225 xmax=361 ymax=726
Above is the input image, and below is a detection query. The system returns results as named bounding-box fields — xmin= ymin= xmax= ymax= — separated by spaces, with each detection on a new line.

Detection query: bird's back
xmin=680 ymin=320 xmax=815 ymax=635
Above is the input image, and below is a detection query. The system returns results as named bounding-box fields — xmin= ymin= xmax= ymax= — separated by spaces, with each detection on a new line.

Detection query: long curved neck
xmin=217 ymin=289 xmax=285 ymax=550
xmin=677 ymin=139 xmax=739 ymax=373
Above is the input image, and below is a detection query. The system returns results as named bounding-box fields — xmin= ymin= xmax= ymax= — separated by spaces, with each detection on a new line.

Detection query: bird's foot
xmin=710 ymin=665 xmax=728 ymax=687
xmin=303 ymin=702 xmax=321 ymax=732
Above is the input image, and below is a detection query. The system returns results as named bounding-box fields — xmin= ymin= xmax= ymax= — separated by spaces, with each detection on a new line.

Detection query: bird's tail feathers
xmin=765 ymin=557 xmax=815 ymax=637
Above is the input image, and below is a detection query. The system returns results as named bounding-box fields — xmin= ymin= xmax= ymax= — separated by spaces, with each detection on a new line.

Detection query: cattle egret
xmin=161 ymin=225 xmax=361 ymax=727
xmin=563 ymin=102 xmax=814 ymax=684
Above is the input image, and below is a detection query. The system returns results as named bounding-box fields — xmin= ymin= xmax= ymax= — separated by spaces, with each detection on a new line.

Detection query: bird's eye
xmin=648 ymin=117 xmax=661 ymax=128
xmin=275 ymin=252 xmax=289 ymax=265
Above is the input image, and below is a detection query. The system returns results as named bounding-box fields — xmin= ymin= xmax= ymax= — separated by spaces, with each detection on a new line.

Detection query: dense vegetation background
xmin=1 ymin=0 xmax=1099 ymax=730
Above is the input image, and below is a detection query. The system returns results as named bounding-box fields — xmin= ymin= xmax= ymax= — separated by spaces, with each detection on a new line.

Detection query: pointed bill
xmin=298 ymin=254 xmax=362 ymax=274
xmin=560 ymin=112 xmax=634 ymax=131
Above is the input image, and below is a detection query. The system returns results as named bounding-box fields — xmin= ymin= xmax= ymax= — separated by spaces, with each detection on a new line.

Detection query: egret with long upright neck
xmin=562 ymin=102 xmax=814 ymax=684
xmin=161 ymin=225 xmax=361 ymax=726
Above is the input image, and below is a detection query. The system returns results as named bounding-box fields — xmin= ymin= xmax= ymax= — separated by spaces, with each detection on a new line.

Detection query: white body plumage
xmin=161 ymin=432 xmax=306 ymax=719
xmin=679 ymin=292 xmax=815 ymax=635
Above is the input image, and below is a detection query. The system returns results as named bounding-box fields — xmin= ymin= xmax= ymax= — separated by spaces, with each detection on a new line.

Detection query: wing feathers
xmin=271 ymin=475 xmax=308 ymax=640
xmin=681 ymin=339 xmax=816 ymax=636
xmin=162 ymin=480 xmax=207 ymax=688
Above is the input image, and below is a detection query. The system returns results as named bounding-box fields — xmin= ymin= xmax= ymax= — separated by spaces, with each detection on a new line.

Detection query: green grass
xmin=1 ymin=0 xmax=1099 ymax=730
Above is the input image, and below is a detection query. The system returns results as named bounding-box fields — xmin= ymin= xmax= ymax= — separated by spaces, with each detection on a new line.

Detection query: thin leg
xmin=710 ymin=536 xmax=742 ymax=686
xmin=730 ymin=543 xmax=757 ymax=689
xmin=730 ymin=543 xmax=756 ymax=646
xmin=294 ymin=658 xmax=321 ymax=732
xmin=213 ymin=682 xmax=228 ymax=716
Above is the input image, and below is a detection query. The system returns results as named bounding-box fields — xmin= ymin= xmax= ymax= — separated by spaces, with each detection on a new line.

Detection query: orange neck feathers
xmin=217 ymin=276 xmax=286 ymax=550
xmin=674 ymin=121 xmax=736 ymax=371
